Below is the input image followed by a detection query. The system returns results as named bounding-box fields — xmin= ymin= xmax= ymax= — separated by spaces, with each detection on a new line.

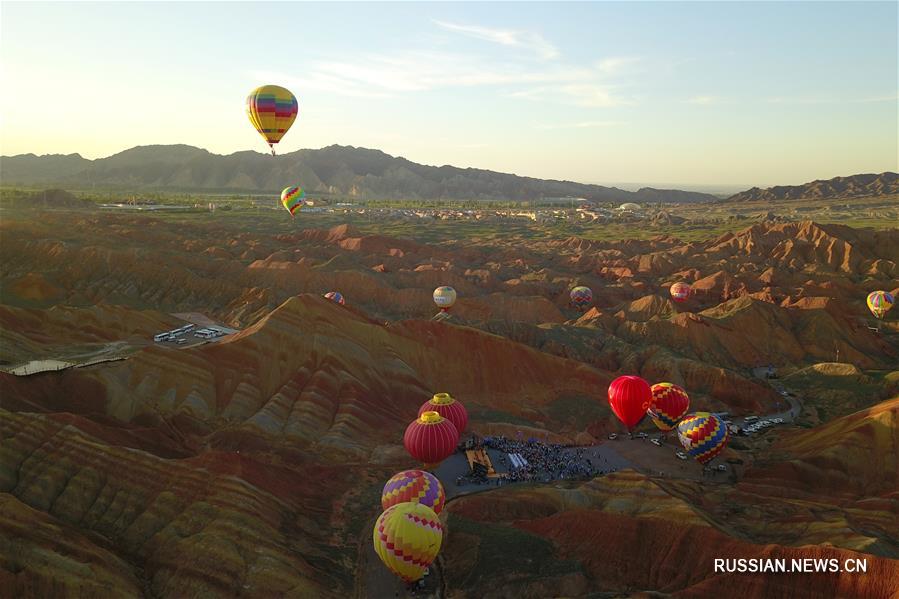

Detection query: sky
xmin=1 ymin=1 xmax=896 ymax=189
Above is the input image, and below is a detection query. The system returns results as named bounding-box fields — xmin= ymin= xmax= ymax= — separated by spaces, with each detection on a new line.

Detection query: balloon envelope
xmin=404 ymin=411 xmax=459 ymax=465
xmin=381 ymin=469 xmax=446 ymax=514
xmin=324 ymin=291 xmax=345 ymax=305
xmin=670 ymin=282 xmax=691 ymax=303
xmin=867 ymin=290 xmax=894 ymax=319
xmin=373 ymin=502 xmax=443 ymax=583
xmin=570 ymin=286 xmax=593 ymax=311
xmin=246 ymin=85 xmax=298 ymax=152
xmin=418 ymin=392 xmax=467 ymax=434
xmin=608 ymin=375 xmax=652 ymax=430
xmin=648 ymin=382 xmax=690 ymax=432
xmin=677 ymin=412 xmax=729 ymax=465
xmin=433 ymin=286 xmax=457 ymax=310
xmin=281 ymin=186 xmax=305 ymax=216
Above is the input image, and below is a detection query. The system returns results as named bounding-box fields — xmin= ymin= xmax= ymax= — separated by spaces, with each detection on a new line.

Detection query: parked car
xmin=650 ymin=438 xmax=662 ymax=447
xmin=675 ymin=451 xmax=688 ymax=460
xmin=608 ymin=433 xmax=618 ymax=440
xmin=717 ymin=464 xmax=727 ymax=472
xmin=636 ymin=432 xmax=648 ymax=439
xmin=745 ymin=416 xmax=760 ymax=422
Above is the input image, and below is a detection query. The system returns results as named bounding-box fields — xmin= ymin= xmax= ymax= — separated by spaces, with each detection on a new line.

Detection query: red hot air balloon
xmin=608 ymin=375 xmax=652 ymax=431
xmin=404 ymin=411 xmax=459 ymax=467
xmin=418 ymin=392 xmax=467 ymax=434
xmin=670 ymin=282 xmax=692 ymax=303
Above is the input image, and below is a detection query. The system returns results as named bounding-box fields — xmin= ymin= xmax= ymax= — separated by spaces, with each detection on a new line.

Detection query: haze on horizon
xmin=1 ymin=1 xmax=896 ymax=189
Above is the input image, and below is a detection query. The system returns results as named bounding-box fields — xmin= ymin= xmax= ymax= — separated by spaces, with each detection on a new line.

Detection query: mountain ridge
xmin=725 ymin=172 xmax=898 ymax=202
xmin=1 ymin=144 xmax=718 ymax=203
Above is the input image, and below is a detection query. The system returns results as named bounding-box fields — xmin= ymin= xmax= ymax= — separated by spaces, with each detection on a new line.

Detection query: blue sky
xmin=1 ymin=1 xmax=896 ymax=188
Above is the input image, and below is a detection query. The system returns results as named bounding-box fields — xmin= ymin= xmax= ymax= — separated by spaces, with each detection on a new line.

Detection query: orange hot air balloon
xmin=404 ymin=411 xmax=459 ymax=466
xmin=418 ymin=392 xmax=467 ymax=434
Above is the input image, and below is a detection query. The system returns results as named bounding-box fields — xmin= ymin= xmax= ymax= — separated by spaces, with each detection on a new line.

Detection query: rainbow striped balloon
xmin=867 ymin=290 xmax=894 ymax=320
xmin=570 ymin=286 xmax=593 ymax=311
xmin=246 ymin=85 xmax=298 ymax=154
xmin=381 ymin=469 xmax=446 ymax=515
xmin=677 ymin=412 xmax=729 ymax=465
xmin=373 ymin=502 xmax=444 ymax=582
xmin=280 ymin=186 xmax=305 ymax=216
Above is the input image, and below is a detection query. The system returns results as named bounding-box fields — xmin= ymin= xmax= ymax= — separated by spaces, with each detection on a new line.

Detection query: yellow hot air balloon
xmin=373 ymin=502 xmax=444 ymax=583
xmin=246 ymin=85 xmax=298 ymax=155
xmin=867 ymin=291 xmax=894 ymax=320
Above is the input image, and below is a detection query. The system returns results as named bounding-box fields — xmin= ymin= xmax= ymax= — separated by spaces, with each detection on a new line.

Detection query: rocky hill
xmin=1 ymin=144 xmax=720 ymax=203
xmin=2 ymin=207 xmax=899 ymax=597
xmin=727 ymin=172 xmax=898 ymax=202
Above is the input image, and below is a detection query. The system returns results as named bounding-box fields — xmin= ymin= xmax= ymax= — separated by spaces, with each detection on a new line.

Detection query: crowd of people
xmin=456 ymin=436 xmax=618 ymax=486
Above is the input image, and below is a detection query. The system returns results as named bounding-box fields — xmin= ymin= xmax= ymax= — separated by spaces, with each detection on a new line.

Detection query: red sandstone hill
xmin=442 ymin=471 xmax=899 ymax=598
xmin=2 ymin=207 xmax=899 ymax=598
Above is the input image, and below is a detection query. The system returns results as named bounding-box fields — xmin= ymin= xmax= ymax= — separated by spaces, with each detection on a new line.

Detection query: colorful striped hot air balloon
xmin=670 ymin=282 xmax=692 ymax=303
xmin=570 ymin=286 xmax=593 ymax=311
xmin=677 ymin=412 xmax=729 ymax=465
xmin=280 ymin=186 xmax=305 ymax=216
xmin=867 ymin=290 xmax=894 ymax=320
xmin=324 ymin=291 xmax=345 ymax=305
xmin=608 ymin=375 xmax=652 ymax=431
xmin=373 ymin=502 xmax=444 ymax=583
xmin=246 ymin=85 xmax=298 ymax=155
xmin=404 ymin=411 xmax=459 ymax=466
xmin=648 ymin=382 xmax=690 ymax=432
xmin=381 ymin=469 xmax=446 ymax=515
xmin=433 ymin=286 xmax=457 ymax=312
xmin=418 ymin=393 xmax=467 ymax=434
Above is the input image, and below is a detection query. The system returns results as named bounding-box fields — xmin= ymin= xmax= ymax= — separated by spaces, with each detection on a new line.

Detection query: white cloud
xmin=257 ymin=45 xmax=639 ymax=109
xmin=434 ymin=20 xmax=559 ymax=60
xmin=536 ymin=120 xmax=625 ymax=130
xmin=596 ymin=57 xmax=640 ymax=75
xmin=766 ymin=93 xmax=899 ymax=105
xmin=260 ymin=53 xmax=601 ymax=98
xmin=510 ymin=84 xmax=633 ymax=108
xmin=687 ymin=95 xmax=720 ymax=105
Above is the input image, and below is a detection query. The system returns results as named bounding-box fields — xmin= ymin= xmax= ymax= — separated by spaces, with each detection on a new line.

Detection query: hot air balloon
xmin=381 ymin=469 xmax=446 ymax=515
xmin=404 ymin=411 xmax=459 ymax=466
xmin=670 ymin=282 xmax=691 ymax=303
xmin=677 ymin=412 xmax=729 ymax=465
xmin=433 ymin=286 xmax=457 ymax=312
xmin=570 ymin=286 xmax=593 ymax=311
xmin=867 ymin=291 xmax=894 ymax=319
xmin=648 ymin=382 xmax=690 ymax=432
xmin=246 ymin=85 xmax=298 ymax=155
xmin=280 ymin=186 xmax=305 ymax=216
xmin=608 ymin=375 xmax=651 ymax=431
xmin=324 ymin=291 xmax=345 ymax=305
xmin=418 ymin=393 xmax=467 ymax=434
xmin=373 ymin=502 xmax=444 ymax=583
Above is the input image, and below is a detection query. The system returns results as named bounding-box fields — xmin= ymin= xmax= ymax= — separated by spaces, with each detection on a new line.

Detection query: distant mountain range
xmin=725 ymin=172 xmax=898 ymax=203
xmin=1 ymin=145 xmax=720 ymax=203
xmin=2 ymin=145 xmax=895 ymax=204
